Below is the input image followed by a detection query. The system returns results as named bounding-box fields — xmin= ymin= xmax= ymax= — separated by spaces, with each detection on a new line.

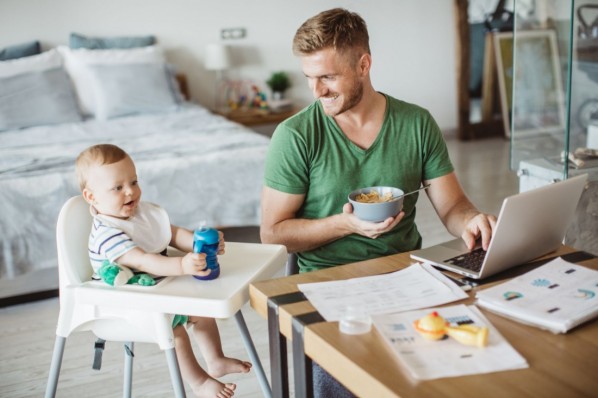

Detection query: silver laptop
xmin=410 ymin=174 xmax=587 ymax=279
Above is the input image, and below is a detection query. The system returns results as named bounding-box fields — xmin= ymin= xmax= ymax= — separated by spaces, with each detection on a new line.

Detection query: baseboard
xmin=0 ymin=289 xmax=58 ymax=308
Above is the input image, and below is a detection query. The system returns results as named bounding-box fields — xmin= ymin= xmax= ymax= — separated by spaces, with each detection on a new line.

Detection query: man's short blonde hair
xmin=292 ymin=8 xmax=370 ymax=65
xmin=75 ymin=144 xmax=129 ymax=191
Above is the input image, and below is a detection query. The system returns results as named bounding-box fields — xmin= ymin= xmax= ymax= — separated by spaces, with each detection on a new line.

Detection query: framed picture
xmin=494 ymin=30 xmax=565 ymax=138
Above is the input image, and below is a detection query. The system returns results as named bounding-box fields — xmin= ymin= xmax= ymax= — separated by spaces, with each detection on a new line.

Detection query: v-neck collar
xmin=324 ymin=93 xmax=389 ymax=155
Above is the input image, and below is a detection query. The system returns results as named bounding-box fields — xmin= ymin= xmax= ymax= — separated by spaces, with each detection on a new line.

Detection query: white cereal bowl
xmin=348 ymin=186 xmax=404 ymax=222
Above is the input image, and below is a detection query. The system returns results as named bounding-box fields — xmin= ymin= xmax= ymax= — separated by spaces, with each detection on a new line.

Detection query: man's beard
xmin=324 ymin=79 xmax=363 ymax=117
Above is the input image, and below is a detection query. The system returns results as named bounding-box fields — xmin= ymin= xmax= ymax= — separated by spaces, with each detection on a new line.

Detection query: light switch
xmin=221 ymin=28 xmax=246 ymax=40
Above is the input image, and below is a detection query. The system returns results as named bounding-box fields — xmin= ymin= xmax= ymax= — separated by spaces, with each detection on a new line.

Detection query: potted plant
xmin=266 ymin=71 xmax=291 ymax=100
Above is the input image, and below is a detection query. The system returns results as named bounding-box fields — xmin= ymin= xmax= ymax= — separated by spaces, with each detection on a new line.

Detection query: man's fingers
xmin=478 ymin=215 xmax=496 ymax=250
xmin=462 ymin=213 xmax=497 ymax=251
xmin=461 ymin=230 xmax=476 ymax=251
xmin=343 ymin=202 xmax=354 ymax=214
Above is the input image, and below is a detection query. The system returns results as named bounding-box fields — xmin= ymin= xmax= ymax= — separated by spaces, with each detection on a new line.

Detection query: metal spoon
xmin=390 ymin=184 xmax=430 ymax=201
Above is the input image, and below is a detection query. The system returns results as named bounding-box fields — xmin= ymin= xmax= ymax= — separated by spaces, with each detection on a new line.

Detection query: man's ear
xmin=82 ymin=188 xmax=94 ymax=204
xmin=358 ymin=53 xmax=371 ymax=76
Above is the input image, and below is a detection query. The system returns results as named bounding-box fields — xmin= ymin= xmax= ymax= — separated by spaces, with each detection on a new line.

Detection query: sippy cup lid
xmin=194 ymin=222 xmax=219 ymax=244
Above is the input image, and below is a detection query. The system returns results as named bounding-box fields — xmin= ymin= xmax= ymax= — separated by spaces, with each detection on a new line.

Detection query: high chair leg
xmin=124 ymin=342 xmax=134 ymax=398
xmin=235 ymin=310 xmax=272 ymax=398
xmin=45 ymin=335 xmax=66 ymax=398
xmin=165 ymin=347 xmax=186 ymax=397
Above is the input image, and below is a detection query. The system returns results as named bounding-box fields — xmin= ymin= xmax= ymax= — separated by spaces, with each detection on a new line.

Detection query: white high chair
xmin=45 ymin=195 xmax=287 ymax=398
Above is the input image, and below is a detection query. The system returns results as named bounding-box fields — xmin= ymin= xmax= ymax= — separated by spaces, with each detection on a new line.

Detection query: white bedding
xmin=0 ymin=103 xmax=270 ymax=282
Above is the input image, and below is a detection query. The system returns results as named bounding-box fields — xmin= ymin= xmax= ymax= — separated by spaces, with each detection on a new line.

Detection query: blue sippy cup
xmin=192 ymin=222 xmax=220 ymax=280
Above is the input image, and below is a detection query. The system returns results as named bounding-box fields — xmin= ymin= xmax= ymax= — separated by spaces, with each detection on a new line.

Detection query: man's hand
xmin=461 ymin=213 xmax=497 ymax=251
xmin=181 ymin=252 xmax=211 ymax=277
xmin=342 ymin=203 xmax=404 ymax=239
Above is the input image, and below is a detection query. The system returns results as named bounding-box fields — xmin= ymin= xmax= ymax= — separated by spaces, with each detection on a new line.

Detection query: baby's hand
xmin=181 ymin=252 xmax=211 ymax=277
xmin=217 ymin=230 xmax=225 ymax=255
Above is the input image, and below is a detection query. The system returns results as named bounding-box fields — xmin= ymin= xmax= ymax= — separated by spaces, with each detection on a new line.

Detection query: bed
xmin=0 ymin=39 xmax=270 ymax=302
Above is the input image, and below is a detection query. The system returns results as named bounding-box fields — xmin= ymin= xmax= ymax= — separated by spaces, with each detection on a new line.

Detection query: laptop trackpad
xmin=441 ymin=238 xmax=471 ymax=253
xmin=413 ymin=239 xmax=466 ymax=262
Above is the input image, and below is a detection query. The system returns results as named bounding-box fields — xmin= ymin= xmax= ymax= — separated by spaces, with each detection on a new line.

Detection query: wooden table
xmin=249 ymin=246 xmax=598 ymax=398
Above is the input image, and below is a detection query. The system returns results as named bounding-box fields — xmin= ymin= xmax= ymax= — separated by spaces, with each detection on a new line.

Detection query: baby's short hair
xmin=75 ymin=144 xmax=129 ymax=191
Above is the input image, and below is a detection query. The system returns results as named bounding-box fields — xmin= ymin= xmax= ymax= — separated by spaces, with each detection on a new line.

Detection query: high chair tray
xmin=74 ymin=242 xmax=287 ymax=319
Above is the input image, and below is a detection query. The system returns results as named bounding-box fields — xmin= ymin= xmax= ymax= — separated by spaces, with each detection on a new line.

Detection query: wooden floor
xmin=0 ymin=135 xmax=518 ymax=397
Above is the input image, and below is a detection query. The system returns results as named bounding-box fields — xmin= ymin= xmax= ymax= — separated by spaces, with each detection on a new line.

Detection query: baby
xmin=75 ymin=144 xmax=250 ymax=397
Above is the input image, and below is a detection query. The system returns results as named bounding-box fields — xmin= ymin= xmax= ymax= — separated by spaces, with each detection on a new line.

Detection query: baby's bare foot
xmin=192 ymin=378 xmax=235 ymax=398
xmin=208 ymin=357 xmax=252 ymax=378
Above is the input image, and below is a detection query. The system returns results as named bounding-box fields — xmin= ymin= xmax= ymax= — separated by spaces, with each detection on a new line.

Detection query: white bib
xmin=94 ymin=201 xmax=171 ymax=254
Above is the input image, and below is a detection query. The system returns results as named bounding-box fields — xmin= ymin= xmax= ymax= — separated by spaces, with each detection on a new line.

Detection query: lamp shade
xmin=205 ymin=43 xmax=231 ymax=71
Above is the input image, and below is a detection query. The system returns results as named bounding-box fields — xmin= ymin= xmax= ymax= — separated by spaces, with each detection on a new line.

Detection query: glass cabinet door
xmin=510 ymin=0 xmax=598 ymax=177
xmin=511 ymin=0 xmax=598 ymax=255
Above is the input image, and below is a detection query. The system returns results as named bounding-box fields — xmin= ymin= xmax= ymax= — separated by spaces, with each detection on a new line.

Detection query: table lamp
xmin=205 ymin=43 xmax=231 ymax=112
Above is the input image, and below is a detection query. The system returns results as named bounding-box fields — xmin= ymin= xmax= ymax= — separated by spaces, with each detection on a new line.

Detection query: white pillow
xmin=88 ymin=63 xmax=178 ymax=120
xmin=0 ymin=49 xmax=62 ymax=78
xmin=57 ymin=45 xmax=165 ymax=116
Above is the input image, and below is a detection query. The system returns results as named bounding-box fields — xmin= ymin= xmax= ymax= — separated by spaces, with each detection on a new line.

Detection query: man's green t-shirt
xmin=264 ymin=94 xmax=454 ymax=272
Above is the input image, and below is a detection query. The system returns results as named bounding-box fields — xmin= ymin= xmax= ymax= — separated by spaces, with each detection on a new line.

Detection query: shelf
xmin=215 ymin=107 xmax=298 ymax=127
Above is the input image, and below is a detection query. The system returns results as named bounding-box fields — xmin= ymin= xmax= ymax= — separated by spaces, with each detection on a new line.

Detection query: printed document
xmin=297 ymin=263 xmax=468 ymax=321
xmin=476 ymin=257 xmax=598 ymax=333
xmin=372 ymin=304 xmax=528 ymax=380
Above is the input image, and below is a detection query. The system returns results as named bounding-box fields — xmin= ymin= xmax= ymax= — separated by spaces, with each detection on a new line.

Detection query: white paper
xmin=476 ymin=257 xmax=598 ymax=333
xmin=372 ymin=304 xmax=528 ymax=380
xmin=297 ymin=263 xmax=468 ymax=321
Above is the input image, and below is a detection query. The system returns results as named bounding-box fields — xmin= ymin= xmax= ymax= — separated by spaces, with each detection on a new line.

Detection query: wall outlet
xmin=221 ymin=28 xmax=246 ymax=40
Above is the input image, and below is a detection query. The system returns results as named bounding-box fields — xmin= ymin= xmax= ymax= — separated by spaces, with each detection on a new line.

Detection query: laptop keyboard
xmin=444 ymin=248 xmax=486 ymax=272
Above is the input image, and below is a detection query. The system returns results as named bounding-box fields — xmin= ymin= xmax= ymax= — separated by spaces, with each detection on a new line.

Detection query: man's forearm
xmin=443 ymin=199 xmax=481 ymax=237
xmin=261 ymin=214 xmax=350 ymax=253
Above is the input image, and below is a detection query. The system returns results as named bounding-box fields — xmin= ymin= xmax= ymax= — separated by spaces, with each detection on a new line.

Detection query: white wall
xmin=0 ymin=0 xmax=457 ymax=130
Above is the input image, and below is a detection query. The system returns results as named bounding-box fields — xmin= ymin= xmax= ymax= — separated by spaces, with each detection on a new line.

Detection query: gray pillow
xmin=0 ymin=67 xmax=82 ymax=131
xmin=70 ymin=33 xmax=156 ymax=49
xmin=87 ymin=63 xmax=179 ymax=120
xmin=0 ymin=41 xmax=41 ymax=61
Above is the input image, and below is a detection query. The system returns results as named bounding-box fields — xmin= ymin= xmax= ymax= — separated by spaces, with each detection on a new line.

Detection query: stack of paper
xmin=372 ymin=304 xmax=528 ymax=380
xmin=297 ymin=263 xmax=468 ymax=321
xmin=476 ymin=257 xmax=598 ymax=333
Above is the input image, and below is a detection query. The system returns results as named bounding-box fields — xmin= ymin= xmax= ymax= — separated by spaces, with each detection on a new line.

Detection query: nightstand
xmin=216 ymin=107 xmax=298 ymax=127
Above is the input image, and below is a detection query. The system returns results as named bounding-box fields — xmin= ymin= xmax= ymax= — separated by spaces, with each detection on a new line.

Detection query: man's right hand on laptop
xmin=461 ymin=212 xmax=497 ymax=251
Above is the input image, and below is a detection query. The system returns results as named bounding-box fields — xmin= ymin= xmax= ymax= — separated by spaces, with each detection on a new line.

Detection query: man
xmin=262 ymin=8 xmax=496 ymax=271
xmin=261 ymin=8 xmax=497 ymax=396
